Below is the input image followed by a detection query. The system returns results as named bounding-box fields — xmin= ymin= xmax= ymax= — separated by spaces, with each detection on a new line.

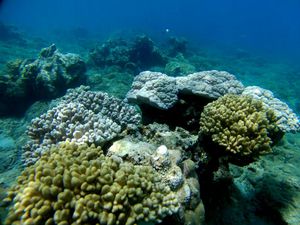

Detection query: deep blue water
xmin=1 ymin=0 xmax=300 ymax=61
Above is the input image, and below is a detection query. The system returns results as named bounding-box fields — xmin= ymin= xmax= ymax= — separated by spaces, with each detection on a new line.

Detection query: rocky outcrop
xmin=0 ymin=44 xmax=86 ymax=115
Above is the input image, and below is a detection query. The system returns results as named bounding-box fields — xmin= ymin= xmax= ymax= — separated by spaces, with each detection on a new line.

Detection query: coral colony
xmin=1 ymin=37 xmax=299 ymax=225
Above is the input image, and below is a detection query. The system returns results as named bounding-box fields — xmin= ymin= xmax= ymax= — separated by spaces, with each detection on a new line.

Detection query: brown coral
xmin=199 ymin=94 xmax=279 ymax=159
xmin=4 ymin=142 xmax=178 ymax=225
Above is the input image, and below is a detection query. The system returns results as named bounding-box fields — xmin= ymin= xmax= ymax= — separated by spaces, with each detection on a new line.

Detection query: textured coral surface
xmin=242 ymin=86 xmax=300 ymax=133
xmin=23 ymin=86 xmax=141 ymax=166
xmin=4 ymin=142 xmax=179 ymax=225
xmin=199 ymin=94 xmax=279 ymax=158
xmin=126 ymin=70 xmax=244 ymax=110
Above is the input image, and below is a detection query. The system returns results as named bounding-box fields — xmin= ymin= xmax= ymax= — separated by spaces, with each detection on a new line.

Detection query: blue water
xmin=1 ymin=0 xmax=300 ymax=60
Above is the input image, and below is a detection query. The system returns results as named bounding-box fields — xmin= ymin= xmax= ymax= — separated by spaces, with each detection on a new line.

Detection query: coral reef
xmin=176 ymin=70 xmax=244 ymax=99
xmin=167 ymin=36 xmax=188 ymax=56
xmin=107 ymin=139 xmax=156 ymax=166
xmin=133 ymin=123 xmax=199 ymax=159
xmin=1 ymin=29 xmax=300 ymax=225
xmin=0 ymin=44 xmax=86 ymax=115
xmin=126 ymin=71 xmax=178 ymax=110
xmin=107 ymin=123 xmax=198 ymax=166
xmin=108 ymin=140 xmax=186 ymax=191
xmin=197 ymin=95 xmax=286 ymax=225
xmin=5 ymin=44 xmax=85 ymax=98
xmin=89 ymin=35 xmax=167 ymax=72
xmin=129 ymin=35 xmax=167 ymax=70
xmin=127 ymin=70 xmax=298 ymax=136
xmin=127 ymin=70 xmax=244 ymax=111
xmin=22 ymin=86 xmax=141 ymax=166
xmin=199 ymin=94 xmax=280 ymax=161
xmin=126 ymin=70 xmax=244 ymax=131
xmin=89 ymin=38 xmax=131 ymax=68
xmin=242 ymin=86 xmax=300 ymax=133
xmin=106 ymin=124 xmax=204 ymax=225
xmin=164 ymin=55 xmax=196 ymax=76
xmin=4 ymin=142 xmax=179 ymax=225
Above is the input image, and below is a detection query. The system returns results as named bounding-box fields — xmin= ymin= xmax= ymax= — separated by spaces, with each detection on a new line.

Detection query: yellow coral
xmin=4 ymin=142 xmax=178 ymax=225
xmin=199 ymin=94 xmax=279 ymax=158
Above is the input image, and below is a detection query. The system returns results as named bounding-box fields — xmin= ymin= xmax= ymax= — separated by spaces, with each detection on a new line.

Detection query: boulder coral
xmin=4 ymin=142 xmax=179 ymax=225
xmin=199 ymin=94 xmax=280 ymax=160
xmin=126 ymin=70 xmax=244 ymax=111
xmin=126 ymin=70 xmax=245 ymax=132
xmin=23 ymin=86 xmax=141 ymax=166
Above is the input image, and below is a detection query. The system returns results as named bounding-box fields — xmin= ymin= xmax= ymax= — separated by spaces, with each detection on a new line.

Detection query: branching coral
xmin=4 ymin=142 xmax=179 ymax=225
xmin=199 ymin=94 xmax=280 ymax=159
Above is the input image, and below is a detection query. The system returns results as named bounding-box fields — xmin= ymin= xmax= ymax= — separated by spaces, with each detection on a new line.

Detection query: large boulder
xmin=0 ymin=44 xmax=86 ymax=115
xmin=126 ymin=70 xmax=244 ymax=131
xmin=127 ymin=70 xmax=244 ymax=111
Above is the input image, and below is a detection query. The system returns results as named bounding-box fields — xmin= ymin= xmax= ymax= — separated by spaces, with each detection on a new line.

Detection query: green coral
xmin=199 ymin=94 xmax=279 ymax=158
xmin=4 ymin=142 xmax=178 ymax=225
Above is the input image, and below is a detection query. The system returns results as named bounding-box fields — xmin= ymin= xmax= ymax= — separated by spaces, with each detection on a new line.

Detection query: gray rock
xmin=126 ymin=71 xmax=178 ymax=110
xmin=33 ymin=45 xmax=86 ymax=97
xmin=228 ymin=133 xmax=300 ymax=225
xmin=20 ymin=44 xmax=86 ymax=98
xmin=126 ymin=70 xmax=244 ymax=110
xmin=176 ymin=70 xmax=244 ymax=98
